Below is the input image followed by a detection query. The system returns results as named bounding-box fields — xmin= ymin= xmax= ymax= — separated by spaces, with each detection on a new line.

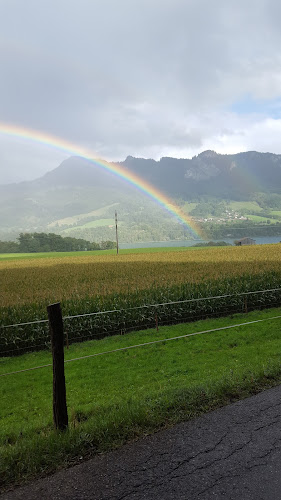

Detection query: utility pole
xmin=115 ymin=210 xmax=119 ymax=255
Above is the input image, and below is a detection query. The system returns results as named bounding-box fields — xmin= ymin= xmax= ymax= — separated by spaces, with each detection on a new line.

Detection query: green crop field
xmin=1 ymin=244 xmax=281 ymax=356
xmin=2 ymin=245 xmax=281 ymax=308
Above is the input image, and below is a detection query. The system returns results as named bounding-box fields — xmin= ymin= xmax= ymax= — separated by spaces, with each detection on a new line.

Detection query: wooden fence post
xmin=47 ymin=302 xmax=68 ymax=431
xmin=155 ymin=313 xmax=159 ymax=332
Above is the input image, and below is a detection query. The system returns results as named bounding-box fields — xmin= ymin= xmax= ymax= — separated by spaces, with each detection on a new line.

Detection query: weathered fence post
xmin=65 ymin=330 xmax=69 ymax=350
xmin=47 ymin=302 xmax=68 ymax=430
xmin=155 ymin=313 xmax=159 ymax=332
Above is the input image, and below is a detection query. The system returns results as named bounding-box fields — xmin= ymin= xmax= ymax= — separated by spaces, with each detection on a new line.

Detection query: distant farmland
xmin=1 ymin=244 xmax=281 ymax=356
xmin=1 ymin=244 xmax=281 ymax=308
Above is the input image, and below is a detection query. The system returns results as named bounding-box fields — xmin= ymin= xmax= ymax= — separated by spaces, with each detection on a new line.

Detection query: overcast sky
xmin=1 ymin=0 xmax=281 ymax=184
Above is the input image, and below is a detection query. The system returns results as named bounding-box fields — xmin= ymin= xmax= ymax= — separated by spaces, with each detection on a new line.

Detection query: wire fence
xmin=1 ymin=287 xmax=281 ymax=357
xmin=1 ymin=313 xmax=281 ymax=378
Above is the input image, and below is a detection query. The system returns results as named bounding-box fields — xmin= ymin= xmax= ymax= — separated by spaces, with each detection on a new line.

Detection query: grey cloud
xmin=0 ymin=0 xmax=281 ymax=183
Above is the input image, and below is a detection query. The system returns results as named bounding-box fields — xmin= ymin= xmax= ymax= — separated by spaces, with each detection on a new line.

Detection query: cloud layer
xmin=1 ymin=0 xmax=281 ymax=183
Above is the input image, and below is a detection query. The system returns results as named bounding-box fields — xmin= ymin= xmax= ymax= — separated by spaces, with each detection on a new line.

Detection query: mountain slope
xmin=1 ymin=150 xmax=281 ymax=242
xmin=121 ymin=150 xmax=281 ymax=198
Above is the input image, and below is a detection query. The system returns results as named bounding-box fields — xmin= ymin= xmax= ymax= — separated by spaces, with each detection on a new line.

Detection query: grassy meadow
xmin=1 ymin=308 xmax=281 ymax=489
xmin=246 ymin=214 xmax=278 ymax=223
xmin=0 ymin=245 xmax=192 ymax=261
xmin=1 ymin=244 xmax=281 ymax=488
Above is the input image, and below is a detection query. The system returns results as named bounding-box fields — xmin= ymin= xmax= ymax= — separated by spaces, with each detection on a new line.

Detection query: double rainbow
xmin=0 ymin=123 xmax=205 ymax=239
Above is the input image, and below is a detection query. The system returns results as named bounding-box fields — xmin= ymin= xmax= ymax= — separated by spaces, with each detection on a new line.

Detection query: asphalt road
xmin=3 ymin=385 xmax=281 ymax=500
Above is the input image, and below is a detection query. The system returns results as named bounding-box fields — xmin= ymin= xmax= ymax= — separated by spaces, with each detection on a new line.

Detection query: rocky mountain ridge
xmin=1 ymin=150 xmax=281 ymax=241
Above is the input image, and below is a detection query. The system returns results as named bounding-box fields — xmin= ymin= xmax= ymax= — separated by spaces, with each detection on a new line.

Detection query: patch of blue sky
xmin=230 ymin=95 xmax=281 ymax=118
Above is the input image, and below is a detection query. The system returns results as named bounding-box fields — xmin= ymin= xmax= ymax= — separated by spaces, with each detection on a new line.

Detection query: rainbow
xmin=0 ymin=122 xmax=205 ymax=239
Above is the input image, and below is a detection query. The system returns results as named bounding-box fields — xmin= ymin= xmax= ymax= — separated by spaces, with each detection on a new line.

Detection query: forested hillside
xmin=1 ymin=151 xmax=281 ymax=243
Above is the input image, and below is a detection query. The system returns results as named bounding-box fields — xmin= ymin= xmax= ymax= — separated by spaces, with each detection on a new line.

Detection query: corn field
xmin=1 ymin=245 xmax=281 ymax=356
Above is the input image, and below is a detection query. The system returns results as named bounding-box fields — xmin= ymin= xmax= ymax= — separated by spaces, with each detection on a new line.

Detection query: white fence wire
xmin=2 ymin=287 xmax=281 ymax=329
xmin=1 ymin=313 xmax=281 ymax=378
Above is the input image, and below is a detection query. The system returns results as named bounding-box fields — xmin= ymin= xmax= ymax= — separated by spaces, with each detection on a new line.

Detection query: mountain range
xmin=1 ymin=150 xmax=281 ymax=242
xmin=121 ymin=150 xmax=281 ymax=198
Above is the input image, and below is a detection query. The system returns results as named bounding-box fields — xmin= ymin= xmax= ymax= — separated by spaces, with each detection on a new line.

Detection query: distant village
xmin=195 ymin=210 xmax=248 ymax=224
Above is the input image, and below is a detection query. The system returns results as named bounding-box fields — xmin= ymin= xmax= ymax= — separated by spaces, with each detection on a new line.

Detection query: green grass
xmin=48 ymin=203 xmax=119 ymax=228
xmin=245 ymin=214 xmax=278 ymax=223
xmin=62 ymin=218 xmax=116 ymax=232
xmin=182 ymin=202 xmax=198 ymax=213
xmin=0 ymin=246 xmax=203 ymax=261
xmin=228 ymin=201 xmax=262 ymax=212
xmin=0 ymin=249 xmax=117 ymax=261
xmin=271 ymin=211 xmax=281 ymax=218
xmin=1 ymin=307 xmax=281 ymax=490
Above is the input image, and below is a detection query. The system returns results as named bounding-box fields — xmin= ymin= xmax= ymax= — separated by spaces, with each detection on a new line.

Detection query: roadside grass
xmin=1 ymin=307 xmax=281 ymax=490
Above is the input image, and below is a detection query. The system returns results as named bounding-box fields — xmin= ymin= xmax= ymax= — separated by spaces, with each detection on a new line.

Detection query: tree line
xmin=0 ymin=232 xmax=116 ymax=253
xmin=204 ymin=220 xmax=281 ymax=239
